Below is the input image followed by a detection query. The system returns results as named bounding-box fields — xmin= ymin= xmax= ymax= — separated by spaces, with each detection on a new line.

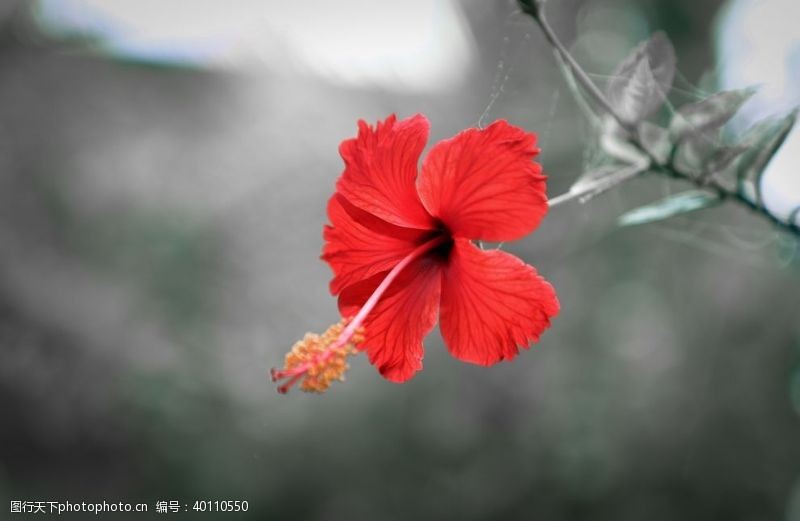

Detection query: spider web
xmin=477 ymin=12 xmax=799 ymax=514
xmin=475 ymin=15 xmax=797 ymax=266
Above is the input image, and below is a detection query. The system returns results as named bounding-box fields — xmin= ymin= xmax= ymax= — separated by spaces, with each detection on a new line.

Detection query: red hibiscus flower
xmin=272 ymin=114 xmax=559 ymax=393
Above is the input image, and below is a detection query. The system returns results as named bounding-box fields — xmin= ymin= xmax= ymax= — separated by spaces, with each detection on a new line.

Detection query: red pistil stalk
xmin=271 ymin=235 xmax=447 ymax=394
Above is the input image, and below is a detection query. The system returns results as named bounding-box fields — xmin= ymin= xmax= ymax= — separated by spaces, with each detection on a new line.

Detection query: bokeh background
xmin=1 ymin=0 xmax=799 ymax=519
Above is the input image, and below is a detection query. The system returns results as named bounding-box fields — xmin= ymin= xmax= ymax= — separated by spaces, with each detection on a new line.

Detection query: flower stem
xmin=547 ymin=191 xmax=580 ymax=207
xmin=524 ymin=4 xmax=635 ymax=134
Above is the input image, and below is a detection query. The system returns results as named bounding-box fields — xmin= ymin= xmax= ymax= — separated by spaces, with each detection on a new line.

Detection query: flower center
xmin=426 ymin=219 xmax=454 ymax=260
xmin=271 ymin=234 xmax=448 ymax=394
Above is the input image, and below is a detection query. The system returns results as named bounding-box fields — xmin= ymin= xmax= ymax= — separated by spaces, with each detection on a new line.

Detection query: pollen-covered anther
xmin=271 ymin=318 xmax=365 ymax=394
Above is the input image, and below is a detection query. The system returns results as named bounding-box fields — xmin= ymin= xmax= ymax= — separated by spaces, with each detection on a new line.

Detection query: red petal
xmin=338 ymin=257 xmax=442 ymax=383
xmin=337 ymin=114 xmax=435 ymax=230
xmin=439 ymin=239 xmax=559 ymax=366
xmin=322 ymin=194 xmax=429 ymax=295
xmin=417 ymin=120 xmax=548 ymax=242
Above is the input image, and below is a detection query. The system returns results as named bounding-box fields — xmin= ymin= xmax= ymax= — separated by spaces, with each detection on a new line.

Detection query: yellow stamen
xmin=271 ymin=319 xmax=364 ymax=394
xmin=272 ymin=234 xmax=447 ymax=395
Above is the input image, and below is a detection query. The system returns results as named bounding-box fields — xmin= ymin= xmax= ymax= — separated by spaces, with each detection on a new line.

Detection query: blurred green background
xmin=1 ymin=0 xmax=799 ymax=519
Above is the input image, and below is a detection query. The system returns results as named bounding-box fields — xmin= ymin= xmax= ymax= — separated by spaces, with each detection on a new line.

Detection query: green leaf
xmin=600 ymin=116 xmax=649 ymax=165
xmin=705 ymin=145 xmax=747 ymax=188
xmin=669 ymin=87 xmax=757 ymax=142
xmin=618 ymin=190 xmax=720 ymax=227
xmin=672 ymin=128 xmax=719 ymax=177
xmin=606 ymin=32 xmax=676 ymax=124
xmin=637 ymin=121 xmax=671 ymax=165
xmin=735 ymin=109 xmax=797 ymax=206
